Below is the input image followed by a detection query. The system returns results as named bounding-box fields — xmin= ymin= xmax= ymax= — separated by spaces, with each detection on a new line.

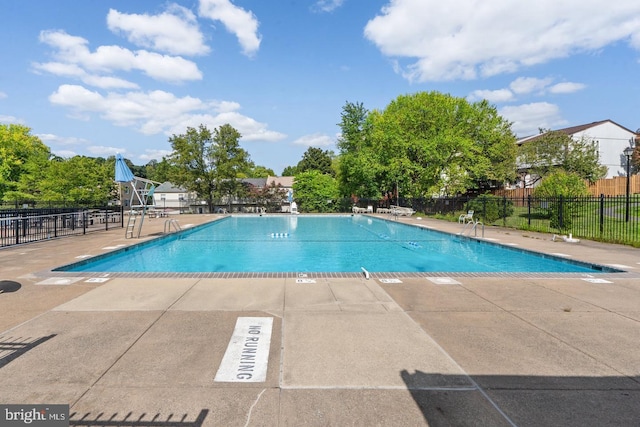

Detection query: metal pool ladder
xmin=164 ymin=219 xmax=181 ymax=233
xmin=459 ymin=218 xmax=484 ymax=237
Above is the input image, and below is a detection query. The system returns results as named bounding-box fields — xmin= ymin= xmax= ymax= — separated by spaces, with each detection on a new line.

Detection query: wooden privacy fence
xmin=494 ymin=175 xmax=640 ymax=198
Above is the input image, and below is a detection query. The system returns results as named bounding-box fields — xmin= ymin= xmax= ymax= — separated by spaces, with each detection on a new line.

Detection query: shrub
xmin=465 ymin=194 xmax=514 ymax=223
xmin=533 ymin=171 xmax=589 ymax=232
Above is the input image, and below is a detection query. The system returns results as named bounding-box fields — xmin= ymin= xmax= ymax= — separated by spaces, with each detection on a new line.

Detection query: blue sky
xmin=1 ymin=0 xmax=640 ymax=175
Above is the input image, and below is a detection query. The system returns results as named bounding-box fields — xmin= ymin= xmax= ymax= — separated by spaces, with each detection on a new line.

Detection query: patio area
xmin=1 ymin=214 xmax=639 ymax=426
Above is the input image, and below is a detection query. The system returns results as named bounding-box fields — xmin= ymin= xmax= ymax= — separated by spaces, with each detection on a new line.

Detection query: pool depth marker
xmin=214 ymin=317 xmax=273 ymax=382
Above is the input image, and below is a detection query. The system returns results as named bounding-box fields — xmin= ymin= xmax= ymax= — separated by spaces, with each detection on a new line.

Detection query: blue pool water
xmin=58 ymin=215 xmax=611 ymax=273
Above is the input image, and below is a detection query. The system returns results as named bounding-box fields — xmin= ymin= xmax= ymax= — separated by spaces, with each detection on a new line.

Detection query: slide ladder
xmin=125 ymin=210 xmax=147 ymax=239
xmin=125 ymin=215 xmax=136 ymax=238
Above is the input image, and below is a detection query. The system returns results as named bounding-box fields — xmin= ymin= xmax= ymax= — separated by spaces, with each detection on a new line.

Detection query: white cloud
xmin=499 ymin=102 xmax=567 ymax=136
xmin=51 ymin=149 xmax=78 ymax=158
xmin=33 ymin=61 xmax=139 ymax=89
xmin=0 ymin=115 xmax=24 ymax=124
xmin=510 ymin=77 xmax=553 ymax=95
xmin=313 ymin=0 xmax=345 ymax=13
xmin=87 ymin=145 xmax=126 ymax=156
xmin=107 ymin=5 xmax=209 ymax=56
xmin=139 ymin=149 xmax=173 ymax=162
xmin=48 ymin=84 xmax=286 ymax=142
xmin=37 ymin=133 xmax=90 ymax=146
xmin=0 ymin=91 xmax=7 ymax=99
xmin=198 ymin=0 xmax=261 ymax=57
xmin=36 ymin=30 xmax=202 ymax=84
xmin=293 ymin=133 xmax=335 ymax=147
xmin=549 ymin=82 xmax=587 ymax=94
xmin=364 ymin=0 xmax=640 ymax=82
xmin=468 ymin=89 xmax=513 ymax=103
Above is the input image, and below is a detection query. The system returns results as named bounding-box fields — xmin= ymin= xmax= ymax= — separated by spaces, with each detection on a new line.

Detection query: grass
xmin=440 ymin=197 xmax=640 ymax=247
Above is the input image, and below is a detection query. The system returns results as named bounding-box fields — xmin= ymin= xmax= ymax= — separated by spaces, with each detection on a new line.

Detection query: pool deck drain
xmin=1 ymin=214 xmax=639 ymax=426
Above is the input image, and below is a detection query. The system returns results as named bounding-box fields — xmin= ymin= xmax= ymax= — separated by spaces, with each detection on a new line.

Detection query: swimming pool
xmin=57 ymin=215 xmax=613 ymax=274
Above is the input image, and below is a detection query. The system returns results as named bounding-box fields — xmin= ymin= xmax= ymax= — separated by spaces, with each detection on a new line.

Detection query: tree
xmin=282 ymin=165 xmax=298 ymax=176
xmin=297 ymin=147 xmax=335 ymax=176
xmin=250 ymin=181 xmax=287 ymax=212
xmin=145 ymin=158 xmax=173 ymax=183
xmin=211 ymin=124 xmax=251 ymax=208
xmin=518 ymin=129 xmax=607 ymax=185
xmin=337 ymin=93 xmax=517 ymax=200
xmin=532 ymin=170 xmax=590 ymax=198
xmin=37 ymin=155 xmax=115 ymax=204
xmin=167 ymin=124 xmax=250 ymax=212
xmin=246 ymin=164 xmax=274 ymax=178
xmin=292 ymin=170 xmax=339 ymax=213
xmin=0 ymin=124 xmax=51 ymax=201
xmin=532 ymin=171 xmax=590 ymax=232
xmin=336 ymin=101 xmax=380 ymax=199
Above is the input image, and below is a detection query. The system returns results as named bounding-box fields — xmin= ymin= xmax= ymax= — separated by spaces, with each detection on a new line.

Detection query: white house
xmin=516 ymin=120 xmax=638 ymax=187
xmin=266 ymin=176 xmax=295 ymax=212
xmin=152 ymin=182 xmax=194 ymax=213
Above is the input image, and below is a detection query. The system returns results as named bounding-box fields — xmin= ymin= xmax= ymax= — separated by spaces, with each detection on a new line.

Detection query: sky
xmin=1 ymin=0 xmax=640 ymax=175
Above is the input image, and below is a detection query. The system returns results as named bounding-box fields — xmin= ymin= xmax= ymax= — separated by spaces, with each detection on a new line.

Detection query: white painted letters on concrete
xmin=214 ymin=317 xmax=273 ymax=382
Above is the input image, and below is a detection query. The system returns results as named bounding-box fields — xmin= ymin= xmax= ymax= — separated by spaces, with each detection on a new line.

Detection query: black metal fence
xmin=0 ymin=207 xmax=123 ymax=248
xmin=354 ymin=194 xmax=640 ymax=246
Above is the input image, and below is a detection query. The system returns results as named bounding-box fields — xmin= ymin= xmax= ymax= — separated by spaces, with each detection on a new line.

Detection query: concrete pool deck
xmin=0 ymin=213 xmax=639 ymax=426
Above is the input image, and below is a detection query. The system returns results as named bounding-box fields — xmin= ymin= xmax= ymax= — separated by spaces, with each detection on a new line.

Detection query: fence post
xmin=559 ymin=196 xmax=564 ymax=230
xmin=482 ymin=197 xmax=487 ymax=222
xmin=15 ymin=216 xmax=20 ymax=245
xmin=502 ymin=196 xmax=507 ymax=226
xmin=599 ymin=194 xmax=604 ymax=235
xmin=527 ymin=194 xmax=531 ymax=226
xmin=83 ymin=211 xmax=87 ymax=234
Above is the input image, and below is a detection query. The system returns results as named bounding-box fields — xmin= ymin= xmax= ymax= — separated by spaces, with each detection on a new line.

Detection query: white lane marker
xmin=215 ymin=317 xmax=273 ymax=383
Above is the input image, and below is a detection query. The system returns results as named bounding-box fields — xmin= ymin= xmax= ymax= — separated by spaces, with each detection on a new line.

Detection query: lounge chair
xmin=458 ymin=210 xmax=474 ymax=224
xmin=391 ymin=205 xmax=415 ymax=216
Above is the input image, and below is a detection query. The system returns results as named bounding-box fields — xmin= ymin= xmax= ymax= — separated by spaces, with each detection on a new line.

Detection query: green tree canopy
xmin=0 ymin=124 xmax=51 ymax=201
xmin=145 ymin=158 xmax=174 ymax=183
xmin=37 ymin=155 xmax=115 ymax=204
xmin=246 ymin=164 xmax=275 ymax=178
xmin=167 ymin=124 xmax=251 ymax=211
xmin=337 ymin=93 xmax=517 ymax=200
xmin=281 ymin=165 xmax=298 ymax=176
xmin=292 ymin=170 xmax=339 ymax=213
xmin=296 ymin=147 xmax=335 ymax=176
xmin=532 ymin=170 xmax=590 ymax=198
xmin=336 ymin=101 xmax=379 ymax=199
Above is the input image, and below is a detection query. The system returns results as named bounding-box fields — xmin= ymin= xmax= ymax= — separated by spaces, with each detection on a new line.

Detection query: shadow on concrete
xmin=401 ymin=369 xmax=640 ymax=427
xmin=0 ymin=335 xmax=56 ymax=368
xmin=0 ymin=280 xmax=21 ymax=294
xmin=69 ymin=409 xmax=209 ymax=427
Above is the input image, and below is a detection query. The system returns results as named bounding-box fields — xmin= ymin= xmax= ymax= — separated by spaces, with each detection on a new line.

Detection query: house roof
xmin=516 ymin=119 xmax=638 ymax=145
xmin=155 ymin=182 xmax=187 ymax=192
xmin=241 ymin=178 xmax=267 ymax=187
xmin=266 ymin=176 xmax=294 ymax=187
